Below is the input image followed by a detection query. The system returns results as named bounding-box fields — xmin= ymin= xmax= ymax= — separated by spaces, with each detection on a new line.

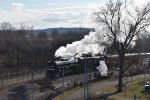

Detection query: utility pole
xmin=84 ymin=57 xmax=87 ymax=100
xmin=31 ymin=70 xmax=34 ymax=100
xmin=90 ymin=61 xmax=93 ymax=79
xmin=142 ymin=40 xmax=146 ymax=81
xmin=62 ymin=66 xmax=65 ymax=100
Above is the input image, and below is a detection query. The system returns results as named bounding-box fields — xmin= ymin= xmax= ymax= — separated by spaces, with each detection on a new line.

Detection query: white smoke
xmin=97 ymin=60 xmax=108 ymax=76
xmin=55 ymin=31 xmax=104 ymax=57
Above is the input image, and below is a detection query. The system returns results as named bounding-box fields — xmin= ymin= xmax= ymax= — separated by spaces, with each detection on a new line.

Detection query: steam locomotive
xmin=45 ymin=56 xmax=102 ymax=79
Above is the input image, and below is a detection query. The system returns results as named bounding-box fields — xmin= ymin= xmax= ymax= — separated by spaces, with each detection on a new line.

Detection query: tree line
xmin=0 ymin=22 xmax=91 ymax=68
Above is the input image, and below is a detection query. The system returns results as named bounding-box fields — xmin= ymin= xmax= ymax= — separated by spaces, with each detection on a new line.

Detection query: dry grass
xmin=96 ymin=79 xmax=150 ymax=100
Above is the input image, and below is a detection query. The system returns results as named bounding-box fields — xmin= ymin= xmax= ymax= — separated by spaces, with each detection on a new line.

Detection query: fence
xmin=0 ymin=69 xmax=46 ymax=88
xmin=34 ymin=73 xmax=94 ymax=100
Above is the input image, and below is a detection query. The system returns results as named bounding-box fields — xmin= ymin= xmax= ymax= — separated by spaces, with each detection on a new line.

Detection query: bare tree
xmin=93 ymin=0 xmax=150 ymax=92
xmin=37 ymin=31 xmax=48 ymax=39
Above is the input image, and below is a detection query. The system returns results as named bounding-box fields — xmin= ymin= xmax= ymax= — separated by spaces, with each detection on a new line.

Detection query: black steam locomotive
xmin=45 ymin=57 xmax=101 ymax=79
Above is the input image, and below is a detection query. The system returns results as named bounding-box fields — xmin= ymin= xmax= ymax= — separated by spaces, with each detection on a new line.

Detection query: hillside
xmin=33 ymin=27 xmax=95 ymax=36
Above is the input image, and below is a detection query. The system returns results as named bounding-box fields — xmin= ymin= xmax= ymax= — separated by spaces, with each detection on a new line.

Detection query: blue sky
xmin=0 ymin=0 xmax=105 ymax=29
xmin=0 ymin=0 xmax=147 ymax=29
xmin=0 ymin=0 xmax=102 ymax=9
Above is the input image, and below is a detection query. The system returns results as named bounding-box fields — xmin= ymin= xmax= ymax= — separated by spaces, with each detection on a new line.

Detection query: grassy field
xmin=54 ymin=87 xmax=81 ymax=100
xmin=97 ymin=79 xmax=150 ymax=100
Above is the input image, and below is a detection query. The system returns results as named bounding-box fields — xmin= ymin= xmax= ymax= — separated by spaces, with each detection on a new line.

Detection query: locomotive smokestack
xmin=74 ymin=53 xmax=79 ymax=59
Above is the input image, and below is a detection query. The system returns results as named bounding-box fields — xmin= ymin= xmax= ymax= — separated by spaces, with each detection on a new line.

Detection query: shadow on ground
xmin=88 ymin=91 xmax=118 ymax=100
xmin=7 ymin=83 xmax=40 ymax=100
xmin=7 ymin=85 xmax=29 ymax=100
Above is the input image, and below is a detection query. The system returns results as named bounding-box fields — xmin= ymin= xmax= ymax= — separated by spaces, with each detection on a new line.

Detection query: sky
xmin=0 ymin=0 xmax=105 ymax=29
xmin=0 ymin=0 xmax=149 ymax=29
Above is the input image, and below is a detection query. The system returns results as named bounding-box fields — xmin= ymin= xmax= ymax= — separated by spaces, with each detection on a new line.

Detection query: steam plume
xmin=97 ymin=60 xmax=108 ymax=76
xmin=55 ymin=31 xmax=103 ymax=57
